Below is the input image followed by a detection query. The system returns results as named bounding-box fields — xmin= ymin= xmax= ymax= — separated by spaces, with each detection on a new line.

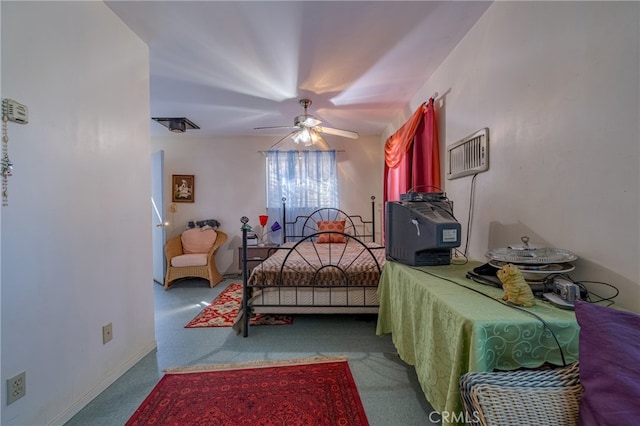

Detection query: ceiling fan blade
xmin=269 ymin=131 xmax=298 ymax=150
xmin=254 ymin=125 xmax=298 ymax=131
xmin=318 ymin=126 xmax=359 ymax=139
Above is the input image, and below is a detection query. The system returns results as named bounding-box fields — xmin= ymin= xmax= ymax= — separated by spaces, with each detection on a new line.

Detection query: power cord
xmin=463 ymin=173 xmax=479 ymax=257
xmin=447 ymin=172 xmax=477 ymax=263
xmin=410 ymin=266 xmax=568 ymax=366
xmin=576 ymin=280 xmax=619 ymax=306
xmin=451 ymin=248 xmax=469 ymax=265
xmin=541 ymin=273 xmax=619 ymax=307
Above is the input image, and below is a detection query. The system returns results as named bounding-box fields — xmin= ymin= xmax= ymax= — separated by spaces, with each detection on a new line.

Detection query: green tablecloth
xmin=376 ymin=260 xmax=579 ymax=424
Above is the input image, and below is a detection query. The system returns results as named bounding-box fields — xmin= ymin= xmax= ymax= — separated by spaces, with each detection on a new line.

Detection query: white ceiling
xmin=106 ymin=1 xmax=492 ymax=138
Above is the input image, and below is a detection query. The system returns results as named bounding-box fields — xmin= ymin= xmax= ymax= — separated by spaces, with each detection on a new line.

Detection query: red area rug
xmin=125 ymin=357 xmax=369 ymax=426
xmin=185 ymin=283 xmax=292 ymax=328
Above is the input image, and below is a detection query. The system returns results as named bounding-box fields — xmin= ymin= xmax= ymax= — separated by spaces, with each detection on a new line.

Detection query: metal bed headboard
xmin=281 ymin=196 xmax=376 ymax=243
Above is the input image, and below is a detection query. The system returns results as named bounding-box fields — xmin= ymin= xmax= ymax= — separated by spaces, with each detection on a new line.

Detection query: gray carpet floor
xmin=65 ymin=277 xmax=439 ymax=425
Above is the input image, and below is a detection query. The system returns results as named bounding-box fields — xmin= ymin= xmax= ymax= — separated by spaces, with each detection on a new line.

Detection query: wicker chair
xmin=459 ymin=362 xmax=582 ymax=426
xmin=164 ymin=229 xmax=228 ymax=290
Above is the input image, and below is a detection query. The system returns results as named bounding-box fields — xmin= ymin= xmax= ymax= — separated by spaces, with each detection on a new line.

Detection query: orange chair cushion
xmin=317 ymin=220 xmax=346 ymax=243
xmin=181 ymin=228 xmax=218 ymax=254
xmin=171 ymin=253 xmax=208 ymax=267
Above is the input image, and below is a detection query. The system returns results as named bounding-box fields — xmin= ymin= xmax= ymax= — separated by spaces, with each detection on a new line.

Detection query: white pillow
xmin=171 ymin=253 xmax=208 ymax=267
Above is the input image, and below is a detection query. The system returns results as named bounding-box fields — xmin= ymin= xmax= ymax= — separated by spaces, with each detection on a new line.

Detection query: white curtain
xmin=266 ymin=150 xmax=338 ymax=241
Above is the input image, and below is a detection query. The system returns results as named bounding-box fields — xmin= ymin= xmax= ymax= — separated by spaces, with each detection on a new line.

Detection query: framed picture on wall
xmin=172 ymin=174 xmax=195 ymax=203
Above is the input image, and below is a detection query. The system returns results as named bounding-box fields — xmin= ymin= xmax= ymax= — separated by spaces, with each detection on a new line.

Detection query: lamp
xmin=288 ymin=99 xmax=327 ymax=148
xmin=269 ymin=127 xmax=331 ymax=151
xmin=291 ymin=128 xmax=327 ymax=147
xmin=256 ymin=215 xmax=282 ymax=245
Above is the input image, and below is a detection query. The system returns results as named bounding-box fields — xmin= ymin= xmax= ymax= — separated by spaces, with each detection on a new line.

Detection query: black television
xmin=385 ymin=193 xmax=461 ymax=266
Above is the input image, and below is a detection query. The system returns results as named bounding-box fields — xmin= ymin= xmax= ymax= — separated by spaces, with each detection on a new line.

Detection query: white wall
xmin=390 ymin=2 xmax=640 ymax=311
xmin=1 ymin=2 xmax=155 ymax=424
xmin=151 ymin=134 xmax=384 ymax=273
xmin=2 ymin=2 xmax=635 ymax=423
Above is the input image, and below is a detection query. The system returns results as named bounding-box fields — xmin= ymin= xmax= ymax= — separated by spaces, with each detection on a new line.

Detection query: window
xmin=266 ymin=150 xmax=339 ymax=237
xmin=266 ymin=150 xmax=338 ymax=209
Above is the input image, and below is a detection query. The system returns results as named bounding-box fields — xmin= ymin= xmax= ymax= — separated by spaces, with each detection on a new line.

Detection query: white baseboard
xmin=48 ymin=340 xmax=158 ymax=426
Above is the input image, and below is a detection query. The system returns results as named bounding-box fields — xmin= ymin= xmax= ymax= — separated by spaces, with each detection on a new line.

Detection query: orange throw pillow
xmin=317 ymin=220 xmax=346 ymax=243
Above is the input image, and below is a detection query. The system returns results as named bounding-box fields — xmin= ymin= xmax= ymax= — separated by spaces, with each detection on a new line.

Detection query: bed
xmin=237 ymin=197 xmax=385 ymax=336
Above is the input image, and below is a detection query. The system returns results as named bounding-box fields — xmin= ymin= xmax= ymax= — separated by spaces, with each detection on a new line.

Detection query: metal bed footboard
xmin=239 ymin=224 xmax=383 ymax=337
xmin=253 ymin=232 xmax=383 ymax=308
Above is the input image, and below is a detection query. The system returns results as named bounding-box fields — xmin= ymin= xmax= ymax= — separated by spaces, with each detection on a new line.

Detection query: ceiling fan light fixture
xmin=290 ymin=128 xmax=327 ymax=148
xmin=292 ymin=128 xmax=313 ymax=146
xmin=295 ymin=114 xmax=321 ymax=127
xmin=310 ymin=130 xmax=326 ymax=146
xmin=256 ymin=98 xmax=357 ymax=149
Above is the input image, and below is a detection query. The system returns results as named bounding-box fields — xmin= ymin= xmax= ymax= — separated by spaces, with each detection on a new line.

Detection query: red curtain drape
xmin=383 ymin=104 xmax=423 ymax=203
xmin=411 ymin=98 xmax=441 ymax=193
xmin=383 ymin=98 xmax=441 ymax=240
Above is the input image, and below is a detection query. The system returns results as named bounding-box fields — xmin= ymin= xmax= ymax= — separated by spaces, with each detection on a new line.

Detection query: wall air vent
xmin=152 ymin=117 xmax=200 ymax=133
xmin=446 ymin=127 xmax=489 ymax=180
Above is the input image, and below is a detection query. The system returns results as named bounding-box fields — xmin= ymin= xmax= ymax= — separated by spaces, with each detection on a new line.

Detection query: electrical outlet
xmin=102 ymin=323 xmax=113 ymax=344
xmin=7 ymin=372 xmax=26 ymax=405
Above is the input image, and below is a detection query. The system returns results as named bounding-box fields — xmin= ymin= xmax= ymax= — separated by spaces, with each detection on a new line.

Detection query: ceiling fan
xmin=255 ymin=99 xmax=359 ymax=149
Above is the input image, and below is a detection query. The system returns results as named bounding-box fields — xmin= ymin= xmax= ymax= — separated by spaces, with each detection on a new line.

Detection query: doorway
xmin=151 ymin=150 xmax=166 ymax=285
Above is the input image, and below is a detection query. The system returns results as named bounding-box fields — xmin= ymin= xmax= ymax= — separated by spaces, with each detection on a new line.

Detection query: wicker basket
xmin=459 ymin=362 xmax=582 ymax=426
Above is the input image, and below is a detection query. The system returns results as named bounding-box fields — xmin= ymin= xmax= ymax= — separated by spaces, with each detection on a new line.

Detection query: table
xmin=238 ymin=244 xmax=279 ymax=272
xmin=376 ymin=260 xmax=579 ymax=424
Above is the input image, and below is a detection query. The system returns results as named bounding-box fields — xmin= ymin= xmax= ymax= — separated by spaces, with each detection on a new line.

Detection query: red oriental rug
xmin=185 ymin=283 xmax=292 ymax=328
xmin=125 ymin=356 xmax=369 ymax=426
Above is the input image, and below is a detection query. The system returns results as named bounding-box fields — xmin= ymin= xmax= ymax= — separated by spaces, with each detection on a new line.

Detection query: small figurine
xmin=497 ymin=263 xmax=536 ymax=307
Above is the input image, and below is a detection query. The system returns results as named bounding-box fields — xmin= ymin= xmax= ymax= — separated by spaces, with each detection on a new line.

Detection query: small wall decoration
xmin=172 ymin=174 xmax=194 ymax=203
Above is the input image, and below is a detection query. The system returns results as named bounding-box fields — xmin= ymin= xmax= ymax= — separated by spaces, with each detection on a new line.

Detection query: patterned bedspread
xmin=248 ymin=241 xmax=386 ymax=287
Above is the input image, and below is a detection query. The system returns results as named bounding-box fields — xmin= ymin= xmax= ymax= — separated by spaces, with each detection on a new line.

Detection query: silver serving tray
xmin=488 ymin=260 xmax=575 ymax=279
xmin=486 ymin=247 xmax=578 ymax=264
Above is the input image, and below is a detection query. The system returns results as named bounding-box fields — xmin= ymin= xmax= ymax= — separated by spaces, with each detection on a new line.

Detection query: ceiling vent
xmin=152 ymin=117 xmax=200 ymax=133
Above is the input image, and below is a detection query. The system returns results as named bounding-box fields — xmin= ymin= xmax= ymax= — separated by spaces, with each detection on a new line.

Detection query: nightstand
xmin=238 ymin=245 xmax=279 ymax=272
